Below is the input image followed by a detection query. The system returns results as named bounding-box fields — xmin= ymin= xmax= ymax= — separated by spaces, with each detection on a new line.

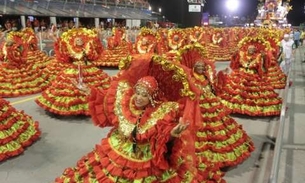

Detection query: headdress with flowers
xmin=21 ymin=28 xmax=38 ymax=50
xmin=135 ymin=27 xmax=157 ymax=54
xmin=238 ymin=36 xmax=271 ymax=53
xmin=55 ymin=28 xmax=103 ymax=63
xmin=168 ymin=28 xmax=186 ymax=50
xmin=177 ymin=43 xmax=216 ymax=85
xmin=118 ymin=55 xmax=195 ymax=102
xmin=4 ymin=31 xmax=27 ymax=66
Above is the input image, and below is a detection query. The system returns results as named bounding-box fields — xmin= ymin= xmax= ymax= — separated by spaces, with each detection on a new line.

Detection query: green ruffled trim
xmin=199 ymin=101 xmax=223 ymax=108
xmin=109 ymin=130 xmax=153 ymax=162
xmin=222 ymin=100 xmax=281 ymax=113
xmin=223 ymin=85 xmax=278 ymax=99
xmin=0 ymin=114 xmax=30 ymax=139
xmin=16 ymin=117 xmax=39 ymax=143
xmin=101 ymin=168 xmax=157 ymax=183
xmin=36 ymin=97 xmax=89 ymax=113
xmin=197 ymin=142 xmax=252 ymax=163
xmin=196 ymin=129 xmax=244 ymax=148
xmin=196 ymin=123 xmax=237 ymax=137
xmin=0 ymin=77 xmax=47 ymax=88
xmin=0 ymin=141 xmax=21 ymax=153
xmin=64 ymin=67 xmax=101 ymax=75
xmin=0 ymin=115 xmax=38 ymax=153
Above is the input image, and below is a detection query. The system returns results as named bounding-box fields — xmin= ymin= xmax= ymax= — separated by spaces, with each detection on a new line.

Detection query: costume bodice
xmin=239 ymin=51 xmax=262 ymax=69
xmin=192 ymin=72 xmax=214 ymax=96
xmin=111 ymin=81 xmax=180 ymax=139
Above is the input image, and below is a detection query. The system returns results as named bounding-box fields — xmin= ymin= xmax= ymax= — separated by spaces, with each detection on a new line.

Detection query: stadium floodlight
xmin=226 ymin=0 xmax=239 ymax=12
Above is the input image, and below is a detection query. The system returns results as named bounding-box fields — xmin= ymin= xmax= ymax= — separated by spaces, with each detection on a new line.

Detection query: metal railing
xmin=268 ymin=63 xmax=292 ymax=183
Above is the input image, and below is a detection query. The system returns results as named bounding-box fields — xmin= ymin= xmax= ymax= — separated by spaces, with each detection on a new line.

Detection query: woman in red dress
xmin=176 ymin=44 xmax=254 ymax=171
xmin=0 ymin=31 xmax=48 ymax=97
xmin=217 ymin=37 xmax=282 ymax=116
xmin=54 ymin=55 xmax=225 ymax=183
xmin=94 ymin=27 xmax=133 ymax=67
xmin=134 ymin=28 xmax=157 ymax=54
xmin=21 ymin=28 xmax=53 ymax=69
xmin=260 ymin=29 xmax=287 ymax=89
xmin=36 ymin=28 xmax=110 ymax=116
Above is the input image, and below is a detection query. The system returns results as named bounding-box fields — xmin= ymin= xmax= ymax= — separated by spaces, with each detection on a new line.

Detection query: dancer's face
xmin=247 ymin=45 xmax=256 ymax=54
xmin=142 ymin=37 xmax=148 ymax=46
xmin=134 ymin=86 xmax=150 ymax=109
xmin=194 ymin=62 xmax=205 ymax=74
xmin=74 ymin=37 xmax=84 ymax=46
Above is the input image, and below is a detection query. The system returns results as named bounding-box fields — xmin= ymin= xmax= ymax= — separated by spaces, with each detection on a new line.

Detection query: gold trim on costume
xmin=114 ymin=81 xmax=179 ymax=137
xmin=152 ymin=55 xmax=195 ymax=99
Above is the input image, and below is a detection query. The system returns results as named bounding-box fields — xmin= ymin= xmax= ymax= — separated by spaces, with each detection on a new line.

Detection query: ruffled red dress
xmin=93 ymin=38 xmax=133 ymax=67
xmin=0 ymin=98 xmax=40 ymax=161
xmin=263 ymin=51 xmax=287 ymax=89
xmin=0 ymin=42 xmax=49 ymax=97
xmin=54 ymin=80 xmax=200 ymax=183
xmin=41 ymin=58 xmax=71 ymax=85
xmin=191 ymin=71 xmax=255 ymax=169
xmin=35 ymin=62 xmax=110 ymax=116
xmin=26 ymin=49 xmax=53 ymax=69
xmin=217 ymin=51 xmax=282 ymax=116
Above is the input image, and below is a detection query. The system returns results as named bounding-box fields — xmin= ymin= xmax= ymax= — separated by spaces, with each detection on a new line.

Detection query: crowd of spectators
xmin=76 ymin=0 xmax=149 ymax=9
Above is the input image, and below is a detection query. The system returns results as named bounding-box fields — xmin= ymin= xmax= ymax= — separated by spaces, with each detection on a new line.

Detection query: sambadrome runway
xmin=1 ymin=48 xmax=305 ymax=183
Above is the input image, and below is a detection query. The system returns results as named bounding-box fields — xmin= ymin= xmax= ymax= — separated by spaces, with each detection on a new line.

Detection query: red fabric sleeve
xmin=88 ymin=87 xmax=111 ymax=128
xmin=230 ymin=52 xmax=241 ymax=70
xmin=150 ymin=111 xmax=177 ymax=170
xmin=150 ymin=100 xmax=197 ymax=174
xmin=256 ymin=54 xmax=264 ymax=77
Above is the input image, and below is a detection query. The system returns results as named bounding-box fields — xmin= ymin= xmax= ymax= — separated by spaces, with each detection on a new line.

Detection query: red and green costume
xmin=0 ymin=98 xmax=40 ymax=161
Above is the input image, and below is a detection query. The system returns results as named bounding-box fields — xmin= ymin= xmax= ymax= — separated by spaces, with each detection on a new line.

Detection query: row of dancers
xmin=0 ymin=26 xmax=289 ymax=182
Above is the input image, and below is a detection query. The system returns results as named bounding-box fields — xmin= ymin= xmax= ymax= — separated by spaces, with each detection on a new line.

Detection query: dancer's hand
xmin=171 ymin=117 xmax=189 ymax=138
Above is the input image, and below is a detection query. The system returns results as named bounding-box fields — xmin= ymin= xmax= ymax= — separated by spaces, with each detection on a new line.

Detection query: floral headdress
xmin=21 ymin=28 xmax=38 ymax=50
xmin=4 ymin=31 xmax=27 ymax=65
xmin=139 ymin=27 xmax=156 ymax=37
xmin=168 ymin=29 xmax=186 ymax=50
xmin=238 ymin=36 xmax=271 ymax=53
xmin=55 ymin=28 xmax=103 ymax=63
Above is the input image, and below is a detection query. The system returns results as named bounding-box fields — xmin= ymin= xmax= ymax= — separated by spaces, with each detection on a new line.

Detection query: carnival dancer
xmin=176 ymin=44 xmax=254 ymax=171
xmin=0 ymin=31 xmax=48 ymax=97
xmin=261 ymin=29 xmax=287 ymax=89
xmin=54 ymin=55 xmax=225 ymax=183
xmin=35 ymin=28 xmax=110 ymax=116
xmin=165 ymin=28 xmax=187 ymax=61
xmin=0 ymin=98 xmax=40 ymax=161
xmin=206 ymin=28 xmax=231 ymax=61
xmin=41 ymin=29 xmax=78 ymax=84
xmin=187 ymin=26 xmax=205 ymax=45
xmin=217 ymin=37 xmax=282 ymax=116
xmin=21 ymin=28 xmax=53 ymax=69
xmin=134 ymin=27 xmax=157 ymax=54
xmin=156 ymin=28 xmax=169 ymax=55
xmin=93 ymin=27 xmax=133 ymax=67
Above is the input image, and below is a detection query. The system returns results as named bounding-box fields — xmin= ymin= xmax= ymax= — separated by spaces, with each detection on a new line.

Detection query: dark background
xmin=148 ymin=0 xmax=305 ymax=26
